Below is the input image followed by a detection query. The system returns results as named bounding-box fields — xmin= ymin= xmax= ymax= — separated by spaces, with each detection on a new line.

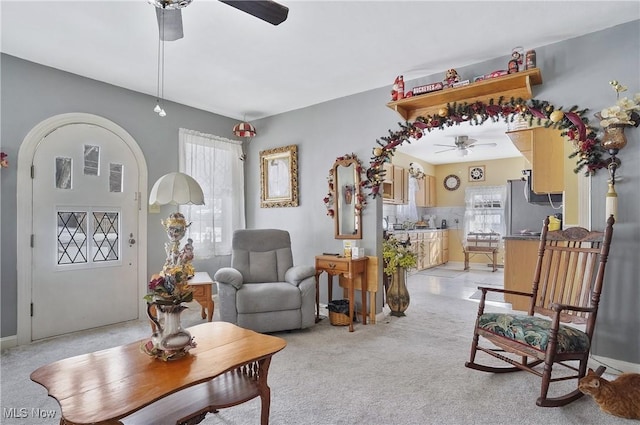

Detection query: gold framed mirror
xmin=260 ymin=145 xmax=299 ymax=208
xmin=324 ymin=154 xmax=367 ymax=239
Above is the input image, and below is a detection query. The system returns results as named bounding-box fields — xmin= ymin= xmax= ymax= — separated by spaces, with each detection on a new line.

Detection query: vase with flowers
xmin=143 ymin=212 xmax=197 ymax=361
xmin=383 ymin=235 xmax=419 ymax=316
xmin=596 ymin=80 xmax=640 ymax=154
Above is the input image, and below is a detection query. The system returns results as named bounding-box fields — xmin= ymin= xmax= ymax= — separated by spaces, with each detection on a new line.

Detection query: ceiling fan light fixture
xmin=457 ymin=148 xmax=468 ymax=157
xmin=233 ymin=122 xmax=257 ymax=138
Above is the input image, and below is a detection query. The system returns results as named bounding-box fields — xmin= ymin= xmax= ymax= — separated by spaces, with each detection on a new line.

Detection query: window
xmin=179 ymin=128 xmax=245 ymax=257
xmin=463 ymin=185 xmax=506 ymax=239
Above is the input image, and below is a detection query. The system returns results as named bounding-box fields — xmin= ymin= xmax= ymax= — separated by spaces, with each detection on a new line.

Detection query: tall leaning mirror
xmin=324 ymin=154 xmax=367 ymax=239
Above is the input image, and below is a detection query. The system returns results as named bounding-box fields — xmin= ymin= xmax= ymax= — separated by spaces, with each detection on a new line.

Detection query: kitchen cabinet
xmin=415 ymin=175 xmax=437 ymax=208
xmin=506 ymin=126 xmax=564 ymax=194
xmin=503 ymin=237 xmax=539 ymax=311
xmin=391 ymin=230 xmax=447 ymax=270
xmin=382 ymin=163 xmax=409 ymax=204
xmin=442 ymin=230 xmax=449 ymax=263
xmin=386 ymin=69 xmax=542 ymax=121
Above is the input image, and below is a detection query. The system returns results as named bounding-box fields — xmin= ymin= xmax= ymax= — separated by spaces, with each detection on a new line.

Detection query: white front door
xmin=31 ymin=123 xmax=140 ymax=340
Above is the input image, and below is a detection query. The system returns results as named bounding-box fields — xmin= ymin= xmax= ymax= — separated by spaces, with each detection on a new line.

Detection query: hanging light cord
xmin=154 ymin=8 xmax=166 ymax=116
xmin=161 ymin=14 xmax=165 ymax=109
xmin=156 ymin=31 xmax=161 ymax=105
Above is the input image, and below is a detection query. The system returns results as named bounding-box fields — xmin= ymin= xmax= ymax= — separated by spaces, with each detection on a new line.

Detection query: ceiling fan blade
xmin=435 ymin=148 xmax=456 ymax=154
xmin=433 ymin=144 xmax=456 ymax=148
xmin=469 ymin=142 xmax=498 ymax=148
xmin=219 ymin=0 xmax=289 ymax=25
xmin=156 ymin=8 xmax=184 ymax=41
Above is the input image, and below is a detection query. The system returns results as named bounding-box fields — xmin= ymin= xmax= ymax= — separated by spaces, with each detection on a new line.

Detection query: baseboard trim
xmin=1 ymin=334 xmax=18 ymax=350
xmin=589 ymin=355 xmax=640 ymax=374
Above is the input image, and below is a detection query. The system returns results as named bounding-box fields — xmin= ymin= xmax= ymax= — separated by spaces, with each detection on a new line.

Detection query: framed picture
xmin=468 ymin=165 xmax=485 ymax=182
xmin=260 ymin=145 xmax=299 ymax=208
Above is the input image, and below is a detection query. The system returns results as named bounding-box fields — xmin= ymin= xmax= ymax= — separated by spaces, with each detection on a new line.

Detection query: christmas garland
xmin=363 ymin=97 xmax=606 ymax=198
xmin=324 ymin=153 xmax=368 ymax=217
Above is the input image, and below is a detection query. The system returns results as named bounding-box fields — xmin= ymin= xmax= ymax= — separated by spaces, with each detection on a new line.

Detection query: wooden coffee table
xmin=30 ymin=322 xmax=286 ymax=425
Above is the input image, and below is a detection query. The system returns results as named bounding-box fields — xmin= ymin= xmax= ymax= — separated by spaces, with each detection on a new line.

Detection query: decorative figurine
xmin=443 ymin=69 xmax=460 ymax=88
xmin=391 ymin=75 xmax=405 ymax=101
xmin=511 ymin=46 xmax=524 ymax=71
xmin=508 ymin=58 xmax=519 ymax=74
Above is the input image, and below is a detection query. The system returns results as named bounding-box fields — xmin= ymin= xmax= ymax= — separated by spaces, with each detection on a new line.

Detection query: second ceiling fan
xmin=149 ymin=0 xmax=289 ymax=41
xmin=434 ymin=136 xmax=497 ymax=157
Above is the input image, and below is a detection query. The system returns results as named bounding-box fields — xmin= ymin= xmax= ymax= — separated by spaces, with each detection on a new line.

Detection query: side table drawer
xmin=316 ymin=259 xmax=349 ymax=273
xmin=190 ymin=285 xmax=206 ymax=297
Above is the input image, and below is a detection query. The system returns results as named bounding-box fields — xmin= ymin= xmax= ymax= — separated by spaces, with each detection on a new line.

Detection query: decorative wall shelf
xmin=386 ymin=68 xmax=542 ymax=121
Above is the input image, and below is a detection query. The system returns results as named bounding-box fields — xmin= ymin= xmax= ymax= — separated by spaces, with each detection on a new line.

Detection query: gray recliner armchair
xmin=213 ymin=229 xmax=316 ymax=333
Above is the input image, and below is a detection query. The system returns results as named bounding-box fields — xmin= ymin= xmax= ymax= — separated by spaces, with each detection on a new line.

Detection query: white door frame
xmin=16 ymin=113 xmax=148 ymax=345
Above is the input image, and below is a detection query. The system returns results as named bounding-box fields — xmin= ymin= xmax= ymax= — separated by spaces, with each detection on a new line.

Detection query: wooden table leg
xmin=257 ymin=357 xmax=273 ymax=425
xmin=369 ymin=291 xmax=376 ymax=324
xmin=315 ymin=272 xmax=321 ymax=322
xmin=206 ymin=299 xmax=214 ymax=322
xmin=348 ymin=279 xmax=354 ymax=332
xmin=361 ymin=269 xmax=367 ymax=325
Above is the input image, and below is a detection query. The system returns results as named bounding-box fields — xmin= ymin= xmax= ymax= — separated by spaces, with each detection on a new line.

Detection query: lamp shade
xmin=233 ymin=122 xmax=256 ymax=138
xmin=149 ymin=172 xmax=204 ymax=206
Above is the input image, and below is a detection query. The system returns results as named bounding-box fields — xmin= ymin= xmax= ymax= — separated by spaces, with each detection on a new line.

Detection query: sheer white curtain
xmin=397 ymin=176 xmax=420 ymax=222
xmin=178 ymin=128 xmax=245 ymax=257
xmin=463 ymin=185 xmax=507 ymax=242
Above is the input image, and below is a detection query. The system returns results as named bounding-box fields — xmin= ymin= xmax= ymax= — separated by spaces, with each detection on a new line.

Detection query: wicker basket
xmin=329 ymin=310 xmax=351 ymax=326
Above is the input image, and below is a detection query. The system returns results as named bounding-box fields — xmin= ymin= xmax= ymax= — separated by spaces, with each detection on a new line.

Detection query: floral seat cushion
xmin=478 ymin=313 xmax=590 ymax=353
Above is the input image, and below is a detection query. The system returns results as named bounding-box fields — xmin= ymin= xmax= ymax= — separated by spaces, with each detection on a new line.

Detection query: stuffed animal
xmin=444 ymin=69 xmax=460 ymax=87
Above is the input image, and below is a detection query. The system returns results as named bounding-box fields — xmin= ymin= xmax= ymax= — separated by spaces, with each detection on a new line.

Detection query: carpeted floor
xmin=0 ymin=268 xmax=629 ymax=425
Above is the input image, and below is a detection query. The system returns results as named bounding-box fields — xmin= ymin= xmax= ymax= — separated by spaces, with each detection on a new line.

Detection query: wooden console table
xmin=30 ymin=322 xmax=286 ymax=425
xmin=315 ymin=255 xmax=368 ymax=332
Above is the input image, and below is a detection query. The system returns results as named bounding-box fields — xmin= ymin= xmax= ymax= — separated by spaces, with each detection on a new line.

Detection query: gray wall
xmin=1 ymin=21 xmax=638 ymax=366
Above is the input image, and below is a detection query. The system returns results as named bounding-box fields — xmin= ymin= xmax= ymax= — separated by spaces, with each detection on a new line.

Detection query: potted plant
xmin=382 ymin=235 xmax=419 ymax=316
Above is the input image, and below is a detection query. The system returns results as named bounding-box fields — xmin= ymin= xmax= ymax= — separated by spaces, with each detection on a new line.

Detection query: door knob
xmin=128 ymin=233 xmax=136 ymax=246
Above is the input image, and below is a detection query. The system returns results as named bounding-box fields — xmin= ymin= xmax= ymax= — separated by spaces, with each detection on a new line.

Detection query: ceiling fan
xmin=434 ymin=135 xmax=497 ymax=157
xmin=149 ymin=0 xmax=289 ymax=41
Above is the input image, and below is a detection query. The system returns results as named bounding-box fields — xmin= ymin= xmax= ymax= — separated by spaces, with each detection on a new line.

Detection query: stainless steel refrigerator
xmin=506 ymin=179 xmax=562 ymax=235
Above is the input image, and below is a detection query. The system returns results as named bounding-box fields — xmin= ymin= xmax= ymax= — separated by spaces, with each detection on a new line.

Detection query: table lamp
xmin=149 ymin=172 xmax=204 ymax=266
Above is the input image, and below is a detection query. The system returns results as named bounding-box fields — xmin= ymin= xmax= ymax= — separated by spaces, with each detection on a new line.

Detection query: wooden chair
xmin=463 ymin=231 xmax=500 ymax=272
xmin=465 ymin=215 xmax=615 ymax=407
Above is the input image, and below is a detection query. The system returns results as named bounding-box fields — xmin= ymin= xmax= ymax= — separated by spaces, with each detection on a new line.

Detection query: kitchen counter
xmin=386 ymin=228 xmax=447 ymax=233
xmin=503 ymin=234 xmax=541 ymax=241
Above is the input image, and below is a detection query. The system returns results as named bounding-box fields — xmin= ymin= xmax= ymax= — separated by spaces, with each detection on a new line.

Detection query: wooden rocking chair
xmin=465 ymin=215 xmax=615 ymax=407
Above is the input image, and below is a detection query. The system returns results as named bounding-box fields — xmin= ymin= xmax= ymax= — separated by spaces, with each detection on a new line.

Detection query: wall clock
xmin=443 ymin=174 xmax=461 ymax=191
xmin=468 ymin=165 xmax=485 ymax=182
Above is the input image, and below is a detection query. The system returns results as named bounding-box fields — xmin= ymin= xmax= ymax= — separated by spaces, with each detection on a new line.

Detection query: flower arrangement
xmin=596 ymin=80 xmax=640 ymax=128
xmin=0 ymin=152 xmax=7 ymax=168
xmin=145 ymin=262 xmax=194 ymax=305
xmin=382 ymin=235 xmax=419 ymax=276
xmin=408 ymin=162 xmax=425 ymax=180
